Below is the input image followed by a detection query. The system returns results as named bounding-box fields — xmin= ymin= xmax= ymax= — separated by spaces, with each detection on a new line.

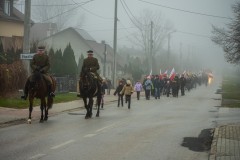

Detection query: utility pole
xmin=167 ymin=33 xmax=170 ymax=66
xmin=149 ymin=21 xmax=153 ymax=72
xmin=113 ymin=0 xmax=118 ymax=88
xmin=103 ymin=41 xmax=107 ymax=77
xmin=23 ymin=0 xmax=31 ymax=76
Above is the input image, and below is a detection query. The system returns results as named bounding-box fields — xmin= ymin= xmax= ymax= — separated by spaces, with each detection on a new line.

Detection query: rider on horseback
xmin=78 ymin=50 xmax=102 ymax=97
xmin=21 ymin=46 xmax=55 ymax=100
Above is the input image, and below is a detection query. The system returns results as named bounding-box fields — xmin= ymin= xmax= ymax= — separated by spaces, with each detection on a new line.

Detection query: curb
xmin=209 ymin=127 xmax=219 ymax=160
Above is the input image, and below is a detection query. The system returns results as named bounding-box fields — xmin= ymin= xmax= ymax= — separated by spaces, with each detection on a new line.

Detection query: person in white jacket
xmin=134 ymin=81 xmax=142 ymax=100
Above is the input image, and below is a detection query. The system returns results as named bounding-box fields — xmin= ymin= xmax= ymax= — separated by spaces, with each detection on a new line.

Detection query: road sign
xmin=20 ymin=53 xmax=36 ymax=60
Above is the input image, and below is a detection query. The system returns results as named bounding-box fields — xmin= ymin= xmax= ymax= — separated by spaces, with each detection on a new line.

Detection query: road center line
xmin=51 ymin=139 xmax=75 ymax=149
xmin=84 ymin=134 xmax=96 ymax=138
xmin=29 ymin=153 xmax=46 ymax=159
xmin=95 ymin=123 xmax=117 ymax=132
xmin=95 ymin=119 xmax=130 ymax=133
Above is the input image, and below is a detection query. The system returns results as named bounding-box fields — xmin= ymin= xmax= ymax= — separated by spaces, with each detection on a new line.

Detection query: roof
xmin=41 ymin=27 xmax=125 ymax=67
xmin=74 ymin=28 xmax=96 ymax=41
xmin=30 ymin=23 xmax=58 ymax=41
xmin=0 ymin=7 xmax=24 ymax=23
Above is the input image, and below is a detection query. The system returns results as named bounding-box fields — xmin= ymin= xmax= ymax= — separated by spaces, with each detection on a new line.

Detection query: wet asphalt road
xmin=0 ymin=81 xmax=221 ymax=160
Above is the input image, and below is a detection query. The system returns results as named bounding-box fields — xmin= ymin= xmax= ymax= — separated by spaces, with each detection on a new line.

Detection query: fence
xmin=55 ymin=76 xmax=78 ymax=93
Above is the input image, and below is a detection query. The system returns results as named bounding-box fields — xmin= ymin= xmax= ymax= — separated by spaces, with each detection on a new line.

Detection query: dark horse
xmin=27 ymin=71 xmax=56 ymax=123
xmin=79 ymin=71 xmax=102 ymax=119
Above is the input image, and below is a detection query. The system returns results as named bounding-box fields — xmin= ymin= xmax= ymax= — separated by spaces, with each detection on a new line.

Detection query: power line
xmin=40 ymin=0 xmax=95 ymax=23
xmin=119 ymin=0 xmax=142 ymax=29
xmin=138 ymin=0 xmax=233 ymax=20
xmin=71 ymin=0 xmax=113 ymax=20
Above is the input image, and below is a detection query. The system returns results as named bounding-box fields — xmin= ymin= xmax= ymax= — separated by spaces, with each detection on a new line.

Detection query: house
xmin=30 ymin=23 xmax=58 ymax=42
xmin=0 ymin=0 xmax=25 ymax=51
xmin=41 ymin=27 xmax=125 ymax=81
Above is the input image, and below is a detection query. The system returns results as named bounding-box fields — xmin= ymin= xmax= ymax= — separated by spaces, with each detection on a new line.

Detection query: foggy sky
xmin=71 ymin=0 xmax=237 ymax=70
xmin=16 ymin=0 xmax=238 ymax=71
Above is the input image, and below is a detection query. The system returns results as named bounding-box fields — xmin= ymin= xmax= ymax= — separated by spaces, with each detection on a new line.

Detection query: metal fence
xmin=55 ymin=76 xmax=78 ymax=93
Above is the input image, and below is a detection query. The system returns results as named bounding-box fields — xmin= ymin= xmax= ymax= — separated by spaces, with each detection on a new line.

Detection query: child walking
xmin=120 ymin=80 xmax=134 ymax=109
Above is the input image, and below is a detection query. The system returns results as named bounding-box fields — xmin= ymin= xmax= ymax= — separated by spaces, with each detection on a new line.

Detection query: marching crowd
xmin=112 ymin=71 xmax=211 ymax=109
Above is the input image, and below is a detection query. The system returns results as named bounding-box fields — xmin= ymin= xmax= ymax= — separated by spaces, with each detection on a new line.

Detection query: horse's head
xmin=79 ymin=72 xmax=98 ymax=96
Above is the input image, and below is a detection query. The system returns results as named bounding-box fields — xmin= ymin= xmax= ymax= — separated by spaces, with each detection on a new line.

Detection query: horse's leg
xmin=96 ymin=95 xmax=101 ymax=117
xmin=89 ymin=98 xmax=93 ymax=118
xmin=83 ymin=97 xmax=89 ymax=119
xmin=39 ymin=99 xmax=44 ymax=123
xmin=28 ymin=97 xmax=33 ymax=124
xmin=44 ymin=98 xmax=48 ymax=121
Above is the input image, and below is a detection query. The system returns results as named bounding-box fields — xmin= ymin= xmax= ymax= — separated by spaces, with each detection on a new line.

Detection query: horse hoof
xmin=39 ymin=119 xmax=44 ymax=123
xmin=27 ymin=119 xmax=31 ymax=124
xmin=44 ymin=117 xmax=48 ymax=121
xmin=96 ymin=114 xmax=99 ymax=117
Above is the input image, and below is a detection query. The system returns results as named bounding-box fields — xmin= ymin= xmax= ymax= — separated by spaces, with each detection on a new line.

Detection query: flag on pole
xmin=169 ymin=68 xmax=176 ymax=80
xmin=160 ymin=69 xmax=162 ymax=75
xmin=163 ymin=69 xmax=168 ymax=77
xmin=149 ymin=69 xmax=152 ymax=76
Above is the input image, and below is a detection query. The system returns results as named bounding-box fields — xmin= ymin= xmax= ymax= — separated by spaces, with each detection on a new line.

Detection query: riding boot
xmin=48 ymin=84 xmax=55 ymax=98
xmin=77 ymin=90 xmax=82 ymax=97
xmin=21 ymin=80 xmax=29 ymax=100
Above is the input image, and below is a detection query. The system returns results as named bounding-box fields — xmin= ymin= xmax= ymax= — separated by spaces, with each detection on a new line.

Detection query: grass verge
xmin=0 ymin=92 xmax=80 ymax=109
xmin=222 ymin=74 xmax=240 ymax=108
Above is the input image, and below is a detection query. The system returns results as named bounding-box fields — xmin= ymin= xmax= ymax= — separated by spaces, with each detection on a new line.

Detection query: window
xmin=4 ymin=0 xmax=10 ymax=16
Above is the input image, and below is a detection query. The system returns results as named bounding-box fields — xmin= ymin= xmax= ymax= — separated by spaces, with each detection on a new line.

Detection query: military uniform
xmin=30 ymin=53 xmax=53 ymax=85
xmin=80 ymin=57 xmax=102 ymax=82
xmin=78 ymin=50 xmax=102 ymax=98
xmin=21 ymin=47 xmax=54 ymax=100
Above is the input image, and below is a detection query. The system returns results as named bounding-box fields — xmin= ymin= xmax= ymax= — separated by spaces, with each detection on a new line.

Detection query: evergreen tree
xmin=48 ymin=48 xmax=55 ymax=74
xmin=77 ymin=53 xmax=84 ymax=76
xmin=53 ymin=49 xmax=64 ymax=76
xmin=62 ymin=43 xmax=77 ymax=76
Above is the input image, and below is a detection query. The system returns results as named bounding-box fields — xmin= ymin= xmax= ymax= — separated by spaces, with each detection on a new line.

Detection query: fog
xmin=17 ymin=0 xmax=239 ymax=74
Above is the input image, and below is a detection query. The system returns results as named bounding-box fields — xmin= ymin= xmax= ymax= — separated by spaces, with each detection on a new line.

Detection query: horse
xmin=27 ymin=71 xmax=56 ymax=123
xmin=79 ymin=71 xmax=102 ymax=119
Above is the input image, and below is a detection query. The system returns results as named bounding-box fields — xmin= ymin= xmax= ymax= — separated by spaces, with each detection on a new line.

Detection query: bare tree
xmin=212 ymin=2 xmax=240 ymax=65
xmin=127 ymin=9 xmax=174 ymax=71
xmin=31 ymin=0 xmax=85 ymax=31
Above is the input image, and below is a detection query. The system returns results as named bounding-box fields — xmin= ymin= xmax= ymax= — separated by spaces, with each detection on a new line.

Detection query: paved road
xmin=0 ymin=81 xmax=222 ymax=160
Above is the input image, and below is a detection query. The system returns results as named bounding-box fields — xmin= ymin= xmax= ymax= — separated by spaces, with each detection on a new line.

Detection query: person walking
xmin=153 ymin=75 xmax=162 ymax=99
xmin=144 ymin=76 xmax=153 ymax=100
xmin=21 ymin=46 xmax=55 ymax=100
xmin=114 ymin=80 xmax=124 ymax=107
xmin=179 ymin=74 xmax=186 ymax=96
xmin=120 ymin=80 xmax=134 ymax=109
xmin=134 ymin=80 xmax=143 ymax=100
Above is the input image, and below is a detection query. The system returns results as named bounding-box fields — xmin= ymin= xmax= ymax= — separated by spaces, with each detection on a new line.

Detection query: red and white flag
xmin=169 ymin=68 xmax=176 ymax=80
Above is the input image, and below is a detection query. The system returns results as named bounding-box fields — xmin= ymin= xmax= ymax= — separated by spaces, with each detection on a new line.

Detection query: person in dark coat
xmin=21 ymin=46 xmax=55 ymax=100
xmin=114 ymin=80 xmax=124 ymax=107
xmin=78 ymin=50 xmax=102 ymax=97
xmin=179 ymin=74 xmax=186 ymax=96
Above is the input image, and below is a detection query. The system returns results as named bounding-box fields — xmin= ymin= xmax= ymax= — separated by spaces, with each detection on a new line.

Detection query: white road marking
xmin=29 ymin=153 xmax=46 ymax=159
xmin=95 ymin=119 xmax=130 ymax=133
xmin=84 ymin=134 xmax=96 ymax=138
xmin=95 ymin=123 xmax=117 ymax=132
xmin=51 ymin=139 xmax=75 ymax=149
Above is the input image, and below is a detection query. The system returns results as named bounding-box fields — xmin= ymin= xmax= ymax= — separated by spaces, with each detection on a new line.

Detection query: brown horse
xmin=79 ymin=72 xmax=101 ymax=119
xmin=27 ymin=71 xmax=56 ymax=123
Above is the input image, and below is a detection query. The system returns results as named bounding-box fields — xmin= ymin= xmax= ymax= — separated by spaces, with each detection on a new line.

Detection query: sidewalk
xmin=209 ymin=124 xmax=240 ymax=160
xmin=0 ymin=90 xmax=122 ymax=127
